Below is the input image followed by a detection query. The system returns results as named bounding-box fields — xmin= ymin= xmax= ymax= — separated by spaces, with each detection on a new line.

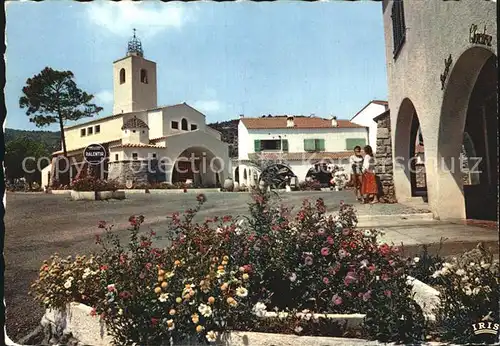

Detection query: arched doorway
xmin=234 ymin=166 xmax=240 ymax=183
xmin=439 ymin=47 xmax=497 ymax=221
xmin=171 ymin=147 xmax=222 ymax=188
xmin=305 ymin=163 xmax=332 ymax=187
xmin=393 ymin=98 xmax=427 ymax=201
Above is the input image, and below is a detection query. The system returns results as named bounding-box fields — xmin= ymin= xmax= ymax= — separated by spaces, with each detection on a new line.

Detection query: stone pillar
xmin=374 ymin=112 xmax=397 ymax=203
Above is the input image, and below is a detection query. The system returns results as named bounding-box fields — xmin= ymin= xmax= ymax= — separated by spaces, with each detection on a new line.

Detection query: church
xmin=42 ymin=31 xmax=230 ymax=188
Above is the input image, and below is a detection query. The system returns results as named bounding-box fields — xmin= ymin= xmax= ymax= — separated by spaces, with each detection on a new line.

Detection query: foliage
xmin=4 ymin=137 xmax=49 ymax=186
xmin=4 ymin=128 xmax=61 ymax=153
xmin=32 ymin=190 xmax=428 ymax=344
xmin=19 ymin=67 xmax=103 ymax=157
xmin=432 ymin=244 xmax=500 ymax=344
xmin=70 ymin=176 xmax=120 ymax=192
xmin=298 ymin=180 xmax=322 ymax=191
xmin=407 ymin=240 xmax=446 ymax=287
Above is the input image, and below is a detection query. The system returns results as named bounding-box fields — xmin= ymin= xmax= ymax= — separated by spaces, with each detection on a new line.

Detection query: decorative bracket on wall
xmin=440 ymin=54 xmax=453 ymax=91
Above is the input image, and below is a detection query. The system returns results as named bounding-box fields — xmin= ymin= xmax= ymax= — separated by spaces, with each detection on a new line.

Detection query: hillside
xmin=4 ymin=128 xmax=61 ymax=153
xmin=3 ymin=120 xmax=239 ymax=157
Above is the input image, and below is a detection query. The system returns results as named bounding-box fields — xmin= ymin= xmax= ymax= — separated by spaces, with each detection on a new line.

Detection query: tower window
xmin=115 ymin=154 xmax=119 ymax=161
xmin=140 ymin=69 xmax=148 ymax=84
xmin=132 ymin=153 xmax=138 ymax=160
xmin=191 ymin=124 xmax=198 ymax=131
xmin=120 ymin=68 xmax=126 ymax=84
xmin=152 ymin=153 xmax=157 ymax=159
xmin=181 ymin=118 xmax=188 ymax=131
xmin=171 ymin=121 xmax=179 ymax=129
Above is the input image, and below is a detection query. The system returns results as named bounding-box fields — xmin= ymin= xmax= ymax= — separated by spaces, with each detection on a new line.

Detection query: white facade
xmin=234 ymin=116 xmax=368 ymax=186
xmin=350 ymin=101 xmax=388 ymax=153
xmin=47 ymin=34 xmax=230 ymax=187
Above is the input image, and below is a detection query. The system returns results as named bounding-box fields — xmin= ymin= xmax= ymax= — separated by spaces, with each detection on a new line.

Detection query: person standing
xmin=361 ymin=145 xmax=379 ymax=204
xmin=349 ymin=146 xmax=364 ymax=201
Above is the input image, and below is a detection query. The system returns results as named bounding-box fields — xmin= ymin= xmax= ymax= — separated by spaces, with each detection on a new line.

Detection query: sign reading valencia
xmin=84 ymin=144 xmax=107 ymax=165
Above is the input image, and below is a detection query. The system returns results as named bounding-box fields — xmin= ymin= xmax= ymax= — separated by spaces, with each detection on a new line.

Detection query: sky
xmin=5 ymin=0 xmax=388 ymax=131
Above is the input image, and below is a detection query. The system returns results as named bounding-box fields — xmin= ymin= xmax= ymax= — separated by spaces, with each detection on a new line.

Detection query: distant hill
xmin=3 ymin=120 xmax=240 ymax=158
xmin=4 ymin=128 xmax=61 ymax=153
xmin=207 ymin=119 xmax=239 ymax=158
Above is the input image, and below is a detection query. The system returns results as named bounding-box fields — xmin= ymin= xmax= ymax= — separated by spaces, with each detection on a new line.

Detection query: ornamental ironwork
xmin=127 ymin=28 xmax=144 ymax=57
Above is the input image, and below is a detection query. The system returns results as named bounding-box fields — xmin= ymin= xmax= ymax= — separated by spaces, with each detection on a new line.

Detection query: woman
xmin=349 ymin=146 xmax=364 ymax=201
xmin=361 ymin=145 xmax=379 ymax=204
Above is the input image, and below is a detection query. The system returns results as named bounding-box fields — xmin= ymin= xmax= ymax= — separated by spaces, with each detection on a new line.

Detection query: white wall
xmin=161 ymin=104 xmax=207 ymax=136
xmin=147 ymin=110 xmax=164 ymax=140
xmin=350 ymin=103 xmax=387 ymax=153
xmin=239 ymin=126 xmax=368 ymax=160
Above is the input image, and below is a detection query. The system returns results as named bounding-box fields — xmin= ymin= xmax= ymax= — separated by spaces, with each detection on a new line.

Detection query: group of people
xmin=349 ymin=145 xmax=379 ymax=204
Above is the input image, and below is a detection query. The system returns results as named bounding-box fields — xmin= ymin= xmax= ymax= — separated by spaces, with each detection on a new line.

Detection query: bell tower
xmin=113 ymin=29 xmax=157 ymax=114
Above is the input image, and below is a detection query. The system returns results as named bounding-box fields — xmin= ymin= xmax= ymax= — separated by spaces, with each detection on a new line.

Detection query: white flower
xmin=363 ymin=230 xmax=373 ymax=237
xmin=216 ymin=227 xmax=223 ymax=234
xmin=294 ymin=326 xmax=303 ymax=333
xmin=236 ymin=287 xmax=248 ymax=298
xmin=475 ymin=277 xmax=481 ymax=284
xmin=431 ymin=270 xmax=441 ymax=278
xmin=198 ymin=304 xmax=213 ymax=317
xmin=82 ymin=268 xmax=91 ymax=279
xmin=158 ymin=293 xmax=170 ymax=302
xmin=469 ymin=262 xmax=476 ymax=267
xmin=360 ymin=259 xmax=369 ymax=269
xmin=441 ymin=267 xmax=450 ymax=276
xmin=464 ymin=286 xmax=473 ymax=296
xmin=473 ymin=287 xmax=481 ymax=295
xmin=301 ymin=310 xmax=312 ymax=321
xmin=481 ymin=261 xmax=491 ymax=269
xmin=118 ymin=308 xmax=123 ymax=315
xmin=461 ymin=275 xmax=469 ymax=282
xmin=278 ymin=311 xmax=287 ymax=320
xmin=206 ymin=331 xmax=217 ymax=343
xmin=455 ymin=269 xmax=466 ymax=276
xmin=289 ymin=273 xmax=297 ymax=282
xmin=107 ymin=284 xmax=116 ymax=291
xmin=252 ymin=302 xmax=267 ymax=317
xmin=64 ymin=280 xmax=72 ymax=289
xmin=237 ymin=219 xmax=245 ymax=226
xmin=413 ymin=257 xmax=420 ymax=263
xmin=167 ymin=319 xmax=175 ymax=331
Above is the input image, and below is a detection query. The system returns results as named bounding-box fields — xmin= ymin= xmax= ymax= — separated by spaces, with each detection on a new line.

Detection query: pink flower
xmin=327 ymin=236 xmax=334 ymax=245
xmin=344 ymin=271 xmax=358 ymax=285
xmin=317 ymin=228 xmax=325 ymax=236
xmin=362 ymin=290 xmax=372 ymax=301
xmin=321 ymin=247 xmax=330 ymax=256
xmin=384 ymin=290 xmax=392 ymax=297
xmin=323 ymin=277 xmax=329 ymax=284
xmin=332 ymin=294 xmax=343 ymax=305
xmin=304 ymin=256 xmax=314 ymax=266
xmin=342 ymin=228 xmax=351 ymax=236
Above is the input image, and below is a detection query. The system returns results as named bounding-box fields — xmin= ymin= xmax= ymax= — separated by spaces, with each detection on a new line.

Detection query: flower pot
xmin=224 ymin=178 xmax=234 ymax=192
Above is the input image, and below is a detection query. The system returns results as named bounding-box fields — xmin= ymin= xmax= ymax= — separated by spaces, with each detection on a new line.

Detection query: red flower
xmin=323 ymin=277 xmax=329 ymax=285
xmin=379 ymin=244 xmax=391 ymax=256
xmin=223 ymin=215 xmax=232 ymax=222
xmin=320 ymin=247 xmax=330 ymax=256
xmin=384 ymin=290 xmax=392 ymax=297
xmin=151 ymin=317 xmax=159 ymax=326
xmin=327 ymin=236 xmax=334 ymax=245
xmin=100 ymin=265 xmax=108 ymax=271
xmin=145 ymin=262 xmax=152 ymax=270
xmin=119 ymin=291 xmax=132 ymax=299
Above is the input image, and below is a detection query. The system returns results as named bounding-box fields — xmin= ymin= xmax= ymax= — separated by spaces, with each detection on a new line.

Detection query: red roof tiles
xmin=241 ymin=116 xmax=364 ymax=129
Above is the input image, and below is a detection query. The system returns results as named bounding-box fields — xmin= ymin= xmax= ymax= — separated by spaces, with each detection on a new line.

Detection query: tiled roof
xmin=52 ymin=140 xmax=121 ymax=155
xmin=110 ymin=143 xmax=166 ymax=149
xmin=241 ymin=116 xmax=364 ymax=129
xmin=248 ymin=151 xmax=353 ymax=162
xmin=150 ymin=136 xmax=168 ymax=143
xmin=372 ymin=100 xmax=388 ymax=106
xmin=121 ymin=116 xmax=149 ymax=130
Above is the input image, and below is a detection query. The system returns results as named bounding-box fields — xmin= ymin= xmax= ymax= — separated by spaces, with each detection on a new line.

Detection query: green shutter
xmin=282 ymin=139 xmax=289 ymax=152
xmin=316 ymin=139 xmax=325 ymax=151
xmin=254 ymin=140 xmax=261 ymax=152
xmin=345 ymin=138 xmax=367 ymax=150
xmin=304 ymin=139 xmax=315 ymax=152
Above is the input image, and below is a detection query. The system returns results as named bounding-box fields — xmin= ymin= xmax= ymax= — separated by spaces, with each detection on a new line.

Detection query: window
xmin=304 ymin=139 xmax=325 ymax=152
xmin=152 ymin=153 xmax=157 ymax=159
xmin=120 ymin=68 xmax=126 ymax=84
xmin=181 ymin=118 xmax=188 ymax=131
xmin=87 ymin=127 xmax=93 ymax=135
xmin=132 ymin=153 xmax=138 ymax=160
xmin=345 ymin=138 xmax=366 ymax=150
xmin=254 ymin=139 xmax=288 ymax=152
xmin=95 ymin=125 xmax=101 ymax=134
xmin=391 ymin=0 xmax=406 ymax=58
xmin=140 ymin=69 xmax=148 ymax=84
xmin=80 ymin=128 xmax=86 ymax=137
xmin=191 ymin=124 xmax=198 ymax=131
xmin=171 ymin=121 xmax=179 ymax=129
xmin=115 ymin=154 xmax=119 ymax=161
xmin=133 ymin=130 xmax=136 ymax=133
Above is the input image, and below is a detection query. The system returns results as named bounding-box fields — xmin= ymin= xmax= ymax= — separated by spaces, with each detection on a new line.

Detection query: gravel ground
xmin=4 ymin=190 xmax=425 ymax=342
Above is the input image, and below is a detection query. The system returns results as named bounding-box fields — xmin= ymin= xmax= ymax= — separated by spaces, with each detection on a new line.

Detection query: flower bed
xmin=30 ymin=189 xmax=496 ymax=345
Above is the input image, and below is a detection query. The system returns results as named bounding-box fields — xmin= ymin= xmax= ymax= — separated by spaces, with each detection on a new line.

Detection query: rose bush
xmin=32 ymin=188 xmax=428 ymax=344
xmin=70 ymin=176 xmax=119 ymax=192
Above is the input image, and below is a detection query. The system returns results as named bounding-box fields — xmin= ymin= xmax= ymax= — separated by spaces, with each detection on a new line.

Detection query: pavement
xmin=3 ymin=190 xmax=498 ymax=344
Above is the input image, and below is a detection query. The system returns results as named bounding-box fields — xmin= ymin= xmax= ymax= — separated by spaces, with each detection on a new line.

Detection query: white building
xmin=234 ymin=115 xmax=368 ymax=187
xmin=42 ymin=31 xmax=229 ymax=188
xmin=350 ymin=100 xmax=388 ymax=153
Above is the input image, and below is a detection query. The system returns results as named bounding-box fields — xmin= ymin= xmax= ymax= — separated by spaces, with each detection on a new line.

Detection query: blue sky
xmin=5 ymin=1 xmax=388 ymax=131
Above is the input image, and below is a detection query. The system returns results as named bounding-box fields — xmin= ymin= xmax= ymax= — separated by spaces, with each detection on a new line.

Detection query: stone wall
xmin=108 ymin=160 xmax=149 ymax=185
xmin=415 ymin=164 xmax=427 ymax=189
xmin=374 ymin=112 xmax=397 ymax=203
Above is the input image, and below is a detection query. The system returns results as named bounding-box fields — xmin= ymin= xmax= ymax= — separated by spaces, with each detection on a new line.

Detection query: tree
xmin=19 ymin=67 xmax=103 ymax=159
xmin=5 ymin=137 xmax=49 ymax=189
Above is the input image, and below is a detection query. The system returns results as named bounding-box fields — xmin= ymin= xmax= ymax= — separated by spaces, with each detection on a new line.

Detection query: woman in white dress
xmin=349 ymin=146 xmax=364 ymax=201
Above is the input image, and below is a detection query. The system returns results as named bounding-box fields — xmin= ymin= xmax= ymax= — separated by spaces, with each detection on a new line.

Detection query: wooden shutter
xmin=316 ymin=139 xmax=325 ymax=151
xmin=282 ymin=139 xmax=289 ymax=152
xmin=345 ymin=138 xmax=366 ymax=150
xmin=254 ymin=140 xmax=261 ymax=152
xmin=304 ymin=139 xmax=315 ymax=152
